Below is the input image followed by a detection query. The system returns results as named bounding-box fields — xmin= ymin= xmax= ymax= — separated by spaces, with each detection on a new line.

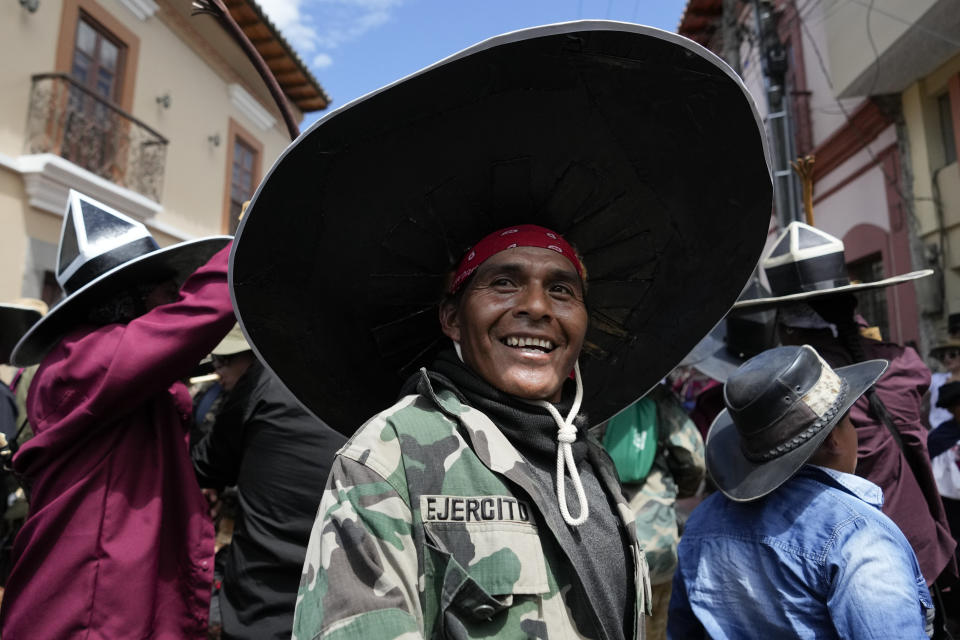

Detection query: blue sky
xmin=255 ymin=0 xmax=691 ymax=128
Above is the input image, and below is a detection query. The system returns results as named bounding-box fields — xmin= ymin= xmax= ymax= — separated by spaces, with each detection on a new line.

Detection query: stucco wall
xmin=815 ymin=163 xmax=892 ymax=242
xmin=800 ymin=1 xmax=862 ymax=148
xmin=0 ymin=0 xmax=305 ymax=299
xmin=135 ymin=0 xmax=295 ymax=237
xmin=0 ymin=166 xmax=33 ymax=301
xmin=822 ymin=0 xmax=937 ymax=97
xmin=0 ymin=3 xmax=61 ymax=158
xmin=903 ymin=52 xmax=960 ymax=319
xmin=2 ymin=0 xmax=295 ymax=233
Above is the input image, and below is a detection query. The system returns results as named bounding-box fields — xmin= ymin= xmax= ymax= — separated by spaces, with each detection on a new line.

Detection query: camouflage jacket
xmin=293 ymin=370 xmax=651 ymax=640
xmin=621 ymin=386 xmax=704 ymax=585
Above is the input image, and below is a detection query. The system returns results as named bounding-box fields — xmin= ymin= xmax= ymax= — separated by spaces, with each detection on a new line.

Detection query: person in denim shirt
xmin=669 ymin=345 xmax=934 ymax=639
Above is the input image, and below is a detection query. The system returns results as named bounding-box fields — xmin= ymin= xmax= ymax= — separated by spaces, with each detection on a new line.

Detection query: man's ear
xmin=810 ymin=428 xmax=841 ymax=465
xmin=820 ymin=428 xmax=842 ymax=453
xmin=439 ymin=299 xmax=461 ymax=343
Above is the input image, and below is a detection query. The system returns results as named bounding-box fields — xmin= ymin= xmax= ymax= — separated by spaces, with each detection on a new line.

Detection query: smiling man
xmin=229 ymin=22 xmax=774 ymax=640
xmin=293 ymin=225 xmax=646 ymax=640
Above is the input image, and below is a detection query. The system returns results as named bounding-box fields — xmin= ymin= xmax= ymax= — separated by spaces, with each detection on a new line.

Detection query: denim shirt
xmin=669 ymin=466 xmax=932 ymax=640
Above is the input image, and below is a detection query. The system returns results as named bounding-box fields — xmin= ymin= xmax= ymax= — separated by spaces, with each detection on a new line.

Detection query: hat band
xmin=449 ymin=224 xmax=584 ymax=294
xmin=742 ymin=376 xmax=848 ymax=463
xmin=61 ymin=236 xmax=160 ymax=295
xmin=765 ymin=252 xmax=850 ymax=297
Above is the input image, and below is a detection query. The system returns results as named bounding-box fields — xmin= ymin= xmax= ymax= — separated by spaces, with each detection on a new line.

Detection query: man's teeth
xmin=504 ymin=336 xmax=554 ymax=350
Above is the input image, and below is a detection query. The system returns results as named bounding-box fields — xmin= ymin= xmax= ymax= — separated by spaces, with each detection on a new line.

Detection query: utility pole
xmin=752 ymin=0 xmax=800 ymax=225
xmin=721 ymin=0 xmax=742 ymax=74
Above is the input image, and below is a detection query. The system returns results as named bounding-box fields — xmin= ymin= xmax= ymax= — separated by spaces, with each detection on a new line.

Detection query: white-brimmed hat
xmin=733 ymin=221 xmax=931 ymax=312
xmin=12 ymin=191 xmax=230 ymax=366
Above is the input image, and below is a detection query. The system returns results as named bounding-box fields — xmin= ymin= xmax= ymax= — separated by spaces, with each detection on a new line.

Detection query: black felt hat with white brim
xmin=706 ymin=345 xmax=887 ymax=502
xmin=11 ymin=191 xmax=230 ymax=367
xmin=732 ymin=221 xmax=931 ymax=312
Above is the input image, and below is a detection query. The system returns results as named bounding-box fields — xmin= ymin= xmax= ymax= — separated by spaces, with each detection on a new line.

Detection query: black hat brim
xmin=706 ymin=358 xmax=888 ymax=502
xmin=230 ymin=21 xmax=773 ymax=435
xmin=11 ymin=236 xmax=231 ymax=367
xmin=731 ymin=270 xmax=932 ymax=312
xmin=0 ymin=305 xmax=43 ymax=365
xmin=678 ymin=320 xmax=743 ymax=384
xmin=929 ymin=342 xmax=960 ymax=359
xmin=935 ymin=384 xmax=960 ymax=410
xmin=679 ymin=320 xmax=725 ymax=369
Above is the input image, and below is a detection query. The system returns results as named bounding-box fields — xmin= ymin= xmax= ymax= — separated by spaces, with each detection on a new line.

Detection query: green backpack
xmin=602 ymin=396 xmax=658 ymax=484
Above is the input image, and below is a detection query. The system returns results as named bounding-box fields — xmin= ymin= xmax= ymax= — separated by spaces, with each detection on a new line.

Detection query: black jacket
xmin=193 ymin=360 xmax=346 ymax=640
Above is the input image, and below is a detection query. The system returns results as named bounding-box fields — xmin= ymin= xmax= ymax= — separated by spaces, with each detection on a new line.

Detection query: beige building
xmin=680 ymin=0 xmax=960 ymax=352
xmin=0 ymin=0 xmax=327 ymax=307
xmin=902 ymin=51 xmax=960 ymax=337
xmin=818 ymin=0 xmax=960 ymax=342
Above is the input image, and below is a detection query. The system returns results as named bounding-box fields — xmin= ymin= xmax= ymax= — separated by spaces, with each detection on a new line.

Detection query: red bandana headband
xmin=449 ymin=224 xmax=584 ymax=294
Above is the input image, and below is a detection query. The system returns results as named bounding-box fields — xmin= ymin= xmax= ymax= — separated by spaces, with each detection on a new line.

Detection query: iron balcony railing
xmin=25 ymin=73 xmax=168 ymax=202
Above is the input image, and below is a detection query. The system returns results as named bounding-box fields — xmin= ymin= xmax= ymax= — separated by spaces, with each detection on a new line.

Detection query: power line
xmin=863 ymin=0 xmax=882 ymax=98
xmin=794 ymin=1 xmax=940 ymax=263
xmin=803 ymin=0 xmax=852 ymax=31
xmin=844 ymin=0 xmax=960 ymax=48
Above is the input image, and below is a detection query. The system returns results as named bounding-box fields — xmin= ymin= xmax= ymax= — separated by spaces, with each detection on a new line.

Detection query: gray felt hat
xmin=706 ymin=345 xmax=887 ymax=502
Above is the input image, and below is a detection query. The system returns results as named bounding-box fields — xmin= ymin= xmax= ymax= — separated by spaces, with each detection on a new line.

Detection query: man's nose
xmin=515 ymin=283 xmax=551 ymax=319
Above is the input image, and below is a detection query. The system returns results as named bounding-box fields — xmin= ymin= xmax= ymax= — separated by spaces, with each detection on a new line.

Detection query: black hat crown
xmin=726 ymin=279 xmax=777 ymax=360
xmin=763 ymin=222 xmax=848 ymax=298
xmin=936 ymin=381 xmax=960 ymax=410
xmin=725 ymin=345 xmax=848 ymax=462
xmin=56 ymin=191 xmax=160 ymax=296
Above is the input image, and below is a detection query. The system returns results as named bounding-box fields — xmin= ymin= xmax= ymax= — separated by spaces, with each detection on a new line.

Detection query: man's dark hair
xmin=85 ymin=281 xmax=163 ymax=326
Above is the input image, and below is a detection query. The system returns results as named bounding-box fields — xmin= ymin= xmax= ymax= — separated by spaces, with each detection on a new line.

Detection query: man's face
xmin=213 ymin=351 xmax=254 ymax=392
xmin=941 ymin=348 xmax=960 ymax=372
xmin=440 ymin=246 xmax=588 ymax=402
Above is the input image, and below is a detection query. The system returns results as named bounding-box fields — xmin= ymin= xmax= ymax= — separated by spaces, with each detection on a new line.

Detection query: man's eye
xmin=491 ymin=278 xmax=514 ymax=287
xmin=551 ymin=284 xmax=574 ymax=295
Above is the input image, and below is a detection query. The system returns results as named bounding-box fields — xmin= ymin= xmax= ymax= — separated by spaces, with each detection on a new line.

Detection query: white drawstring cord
xmin=534 ymin=361 xmax=588 ymax=527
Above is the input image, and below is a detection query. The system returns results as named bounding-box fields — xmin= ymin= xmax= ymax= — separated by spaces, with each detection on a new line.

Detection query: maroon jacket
xmin=792 ymin=330 xmax=957 ymax=586
xmin=0 ymin=244 xmax=234 ymax=639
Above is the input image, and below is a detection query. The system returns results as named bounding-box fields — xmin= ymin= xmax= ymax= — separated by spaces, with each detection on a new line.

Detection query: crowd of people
xmin=0 ymin=19 xmax=956 ymax=640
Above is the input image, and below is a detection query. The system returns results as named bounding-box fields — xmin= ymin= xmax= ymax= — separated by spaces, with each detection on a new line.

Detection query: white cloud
xmin=312 ymin=52 xmax=334 ymax=68
xmin=256 ymin=0 xmax=402 ymax=68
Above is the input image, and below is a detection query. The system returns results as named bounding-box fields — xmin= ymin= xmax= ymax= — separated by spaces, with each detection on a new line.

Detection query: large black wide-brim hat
xmin=12 ymin=237 xmax=230 ymax=367
xmin=230 ymin=21 xmax=773 ymax=434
